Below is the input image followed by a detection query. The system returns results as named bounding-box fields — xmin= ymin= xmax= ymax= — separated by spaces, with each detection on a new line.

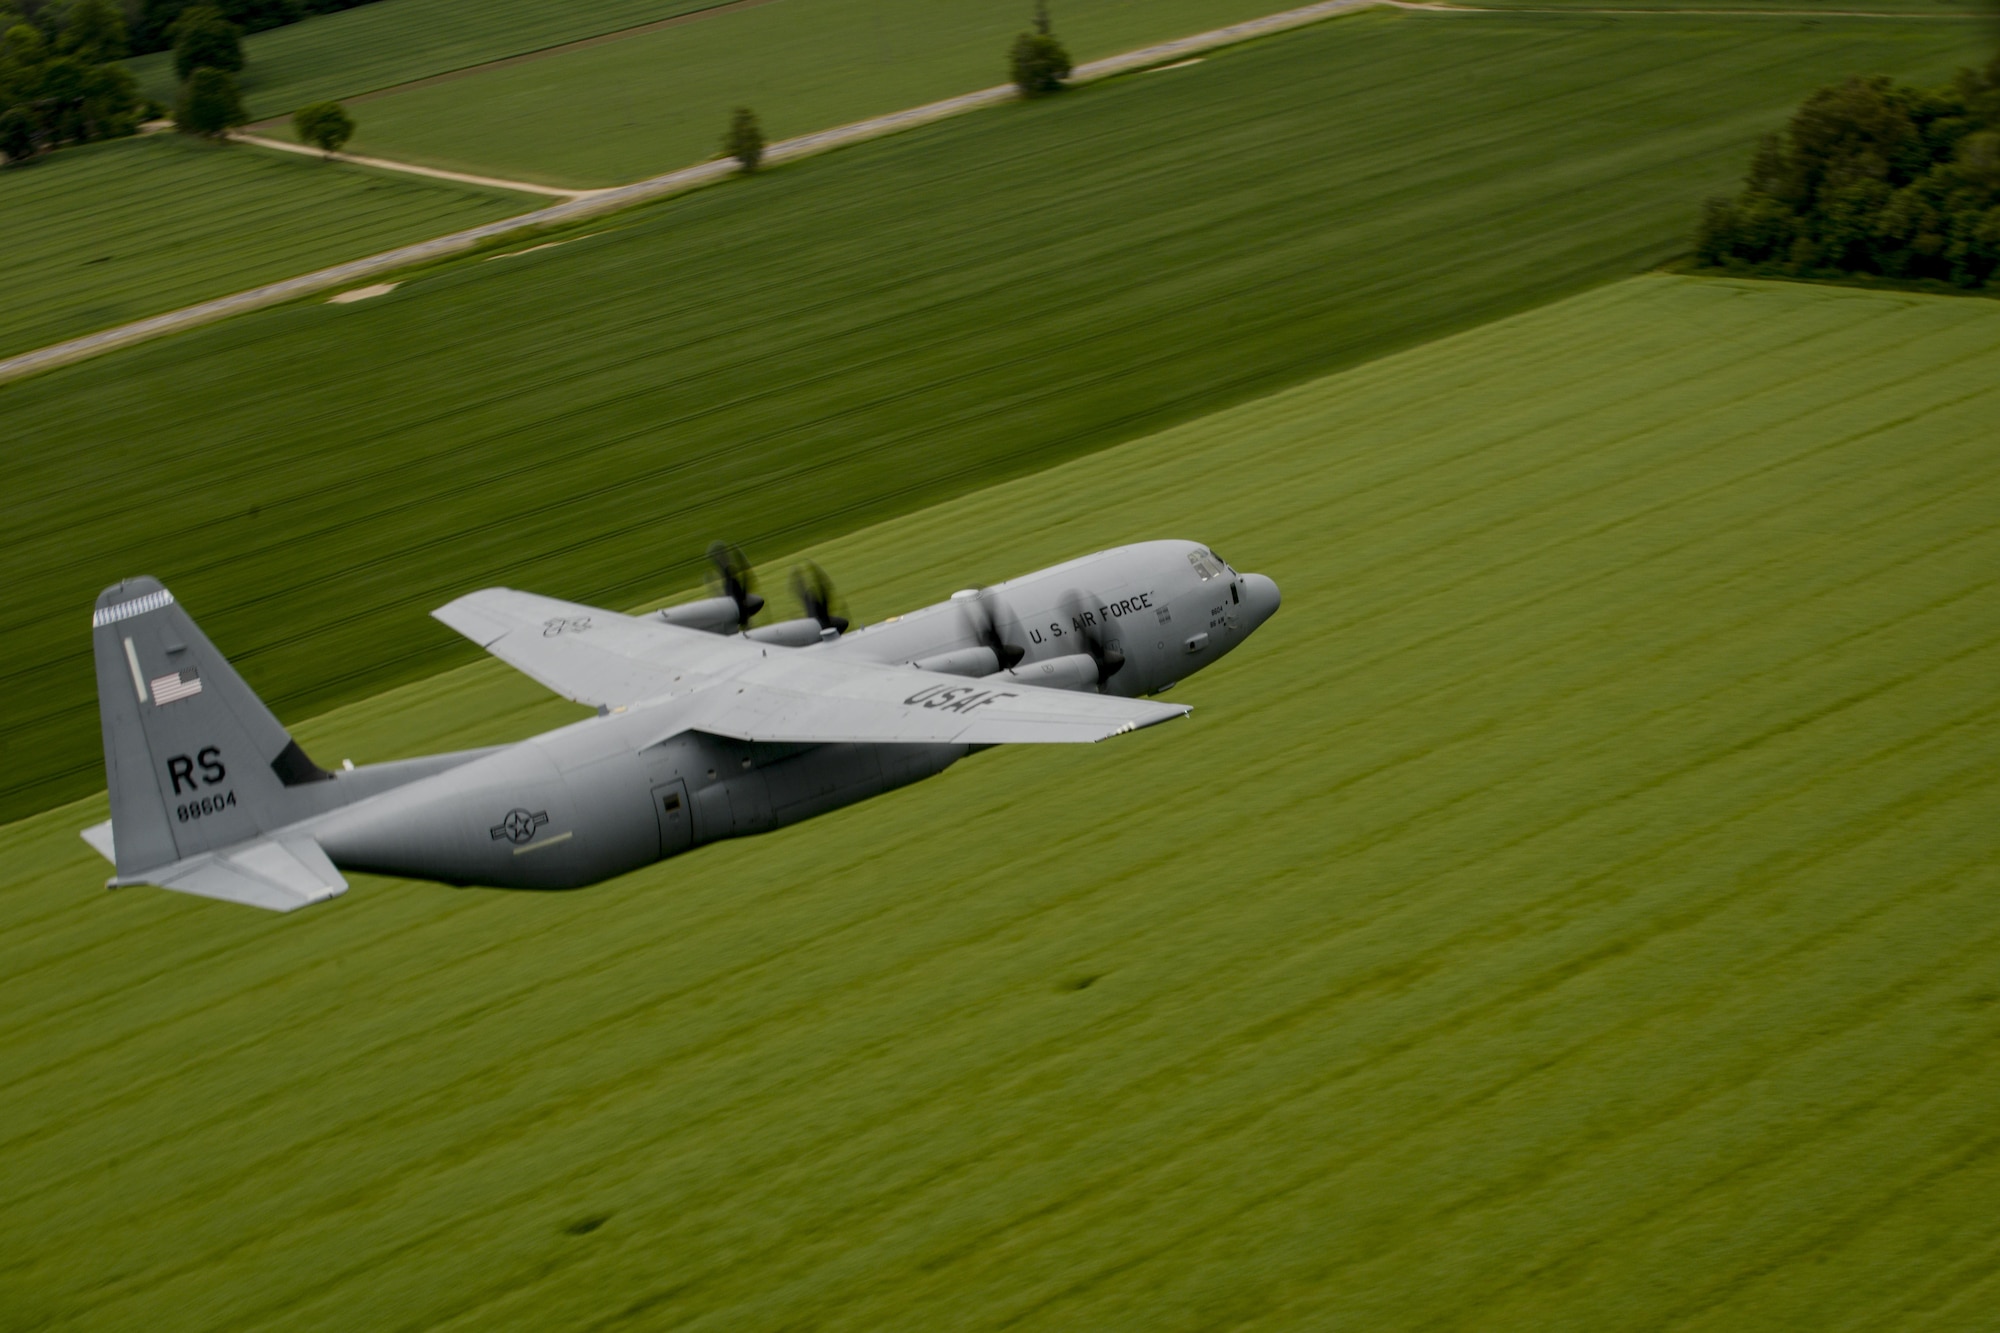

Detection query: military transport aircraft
xmin=83 ymin=540 xmax=1279 ymax=911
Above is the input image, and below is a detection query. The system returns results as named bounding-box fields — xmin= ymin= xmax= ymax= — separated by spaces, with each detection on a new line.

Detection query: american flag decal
xmin=150 ymin=669 xmax=203 ymax=706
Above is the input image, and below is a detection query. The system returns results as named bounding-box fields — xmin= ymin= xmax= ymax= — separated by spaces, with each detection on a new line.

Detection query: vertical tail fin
xmin=92 ymin=578 xmax=334 ymax=879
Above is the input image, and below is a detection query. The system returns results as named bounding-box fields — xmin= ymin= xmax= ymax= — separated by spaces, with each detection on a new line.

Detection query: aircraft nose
xmin=1239 ymin=573 xmax=1281 ymax=631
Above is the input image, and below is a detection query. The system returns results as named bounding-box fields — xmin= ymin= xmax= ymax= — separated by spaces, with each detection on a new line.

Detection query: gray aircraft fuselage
xmin=94 ymin=541 xmax=1278 ymax=899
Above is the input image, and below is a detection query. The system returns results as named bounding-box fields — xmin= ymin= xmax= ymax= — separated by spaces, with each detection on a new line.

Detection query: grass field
xmin=4 ymin=274 xmax=1997 ymax=1327
xmin=127 ymin=0 xmax=732 ymax=123
xmin=303 ymin=0 xmax=1314 ymax=187
xmin=2 ymin=9 xmax=1981 ymax=822
xmin=0 ymin=133 xmax=531 ymax=361
xmin=127 ymin=0 xmax=1302 ymax=140
xmin=1478 ymin=0 xmax=1990 ymax=12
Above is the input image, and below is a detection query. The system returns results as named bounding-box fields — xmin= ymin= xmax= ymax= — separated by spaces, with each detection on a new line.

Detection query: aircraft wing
xmin=434 ymin=588 xmax=1189 ymax=744
xmin=434 ymin=588 xmax=754 ymax=708
xmin=687 ymin=651 xmax=1187 ymax=746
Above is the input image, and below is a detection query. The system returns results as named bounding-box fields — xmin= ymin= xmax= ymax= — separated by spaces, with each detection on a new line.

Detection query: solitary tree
xmin=1009 ymin=1 xmax=1071 ymax=97
xmin=175 ymin=64 xmax=243 ymax=136
xmin=171 ymin=5 xmax=241 ymax=82
xmin=293 ymin=99 xmax=353 ymax=155
xmin=724 ymin=105 xmax=763 ymax=172
xmin=0 ymin=104 xmax=34 ymax=163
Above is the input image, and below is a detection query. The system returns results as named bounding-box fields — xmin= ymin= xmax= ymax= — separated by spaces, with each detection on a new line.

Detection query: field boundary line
xmin=227 ymin=131 xmax=603 ymax=198
xmin=0 ymin=0 xmax=1387 ymax=386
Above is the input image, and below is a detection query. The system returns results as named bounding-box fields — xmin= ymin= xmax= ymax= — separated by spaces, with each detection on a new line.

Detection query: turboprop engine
xmin=657 ymin=597 xmax=742 ymax=633
xmin=987 ymin=653 xmax=1103 ymax=693
xmin=913 ymin=646 xmax=1003 ymax=677
xmin=657 ymin=547 xmax=849 ymax=646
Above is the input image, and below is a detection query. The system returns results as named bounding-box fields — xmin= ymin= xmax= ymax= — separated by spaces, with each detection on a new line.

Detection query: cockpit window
xmin=1186 ymin=550 xmax=1226 ymax=580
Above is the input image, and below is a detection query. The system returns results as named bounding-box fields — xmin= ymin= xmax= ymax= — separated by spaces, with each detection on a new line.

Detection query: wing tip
xmin=1132 ymin=703 xmax=1192 ymax=731
xmin=431 ymin=588 xmax=519 ymax=648
xmin=1094 ymin=702 xmax=1190 ymax=741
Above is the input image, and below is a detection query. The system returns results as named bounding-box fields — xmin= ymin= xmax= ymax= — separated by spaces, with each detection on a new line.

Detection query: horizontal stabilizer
xmin=80 ymin=820 xmax=116 ymax=865
xmin=117 ymin=834 xmax=348 ymax=913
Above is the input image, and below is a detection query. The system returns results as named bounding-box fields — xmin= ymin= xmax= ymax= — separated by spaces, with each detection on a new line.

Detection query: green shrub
xmin=1697 ymin=54 xmax=2000 ymax=289
xmin=724 ymin=105 xmax=762 ymax=172
xmin=1009 ymin=4 xmax=1071 ymax=97
xmin=293 ymin=98 xmax=353 ymax=153
xmin=172 ymin=6 xmax=243 ymax=81
xmin=176 ymin=63 xmax=244 ymax=135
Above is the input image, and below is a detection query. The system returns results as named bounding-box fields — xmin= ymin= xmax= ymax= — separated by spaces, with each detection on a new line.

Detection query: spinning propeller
xmin=963 ymin=588 xmax=1025 ymax=670
xmin=791 ymin=562 xmax=850 ymax=634
xmin=706 ymin=541 xmax=765 ymax=630
xmin=1062 ymin=590 xmax=1125 ymax=686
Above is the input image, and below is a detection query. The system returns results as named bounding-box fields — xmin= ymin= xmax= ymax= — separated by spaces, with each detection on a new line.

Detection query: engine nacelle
xmin=912 ymin=646 xmax=1001 ymax=677
xmin=746 ymin=618 xmax=833 ymax=647
xmin=988 ymin=653 xmax=1101 ymax=693
xmin=658 ymin=596 xmax=743 ymax=634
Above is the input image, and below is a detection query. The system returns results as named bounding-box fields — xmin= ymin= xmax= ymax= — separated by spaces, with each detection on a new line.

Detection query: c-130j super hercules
xmin=83 ymin=540 xmax=1280 ymax=911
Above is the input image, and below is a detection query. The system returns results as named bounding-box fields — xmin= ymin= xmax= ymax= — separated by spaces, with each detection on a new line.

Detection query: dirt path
xmin=229 ymin=131 xmax=601 ymax=198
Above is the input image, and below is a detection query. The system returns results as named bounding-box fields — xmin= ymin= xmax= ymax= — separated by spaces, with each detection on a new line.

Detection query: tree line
xmin=1 ymin=0 xmax=143 ymax=160
xmin=1 ymin=0 xmax=257 ymax=157
xmin=127 ymin=0 xmax=379 ymax=57
xmin=1697 ymin=53 xmax=2000 ymax=291
xmin=4 ymin=0 xmax=356 ymax=160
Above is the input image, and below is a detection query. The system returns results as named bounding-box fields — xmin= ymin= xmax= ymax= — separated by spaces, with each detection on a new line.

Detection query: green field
xmin=1478 ymin=0 xmax=1989 ymax=11
xmin=127 ymin=0 xmax=732 ymax=123
xmin=4 ymin=274 xmax=1997 ymax=1327
xmin=306 ymin=0 xmax=1312 ymax=188
xmin=2 ymin=10 xmax=1981 ymax=821
xmin=0 ymin=134 xmax=531 ymax=361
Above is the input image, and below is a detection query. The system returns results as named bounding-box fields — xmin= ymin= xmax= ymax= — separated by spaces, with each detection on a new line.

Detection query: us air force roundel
xmin=490 ymin=808 xmax=550 ymax=844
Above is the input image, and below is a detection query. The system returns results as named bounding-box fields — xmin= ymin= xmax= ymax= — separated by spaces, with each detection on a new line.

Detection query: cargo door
xmin=652 ymin=779 xmax=692 ymax=857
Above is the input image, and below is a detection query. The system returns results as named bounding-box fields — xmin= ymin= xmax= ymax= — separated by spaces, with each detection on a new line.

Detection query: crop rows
xmin=0 ymin=133 xmax=530 ymax=360
xmin=2 ymin=275 xmax=1995 ymax=1327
